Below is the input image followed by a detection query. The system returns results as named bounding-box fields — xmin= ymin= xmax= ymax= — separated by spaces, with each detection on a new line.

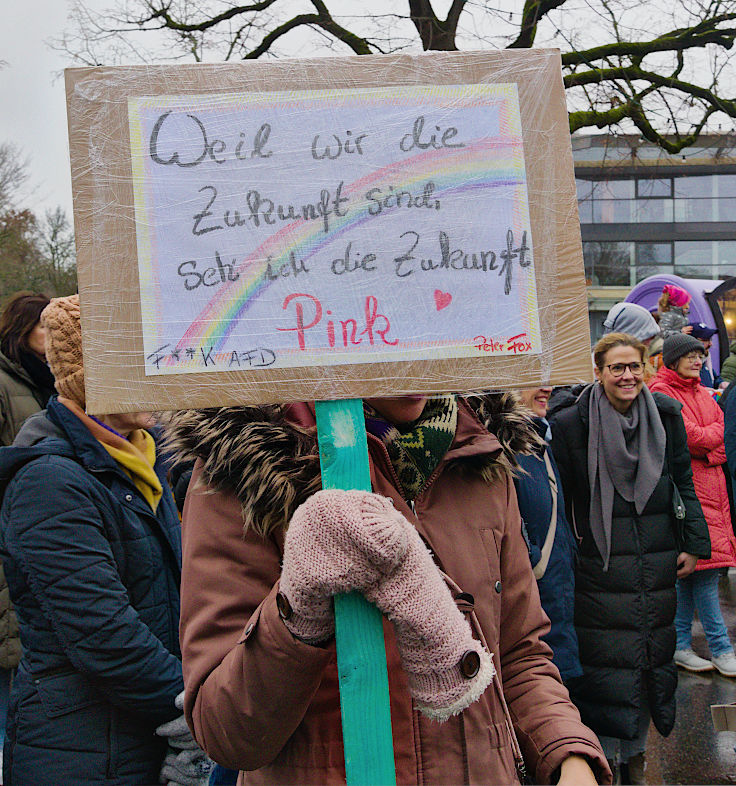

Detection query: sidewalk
xmin=645 ymin=569 xmax=736 ymax=784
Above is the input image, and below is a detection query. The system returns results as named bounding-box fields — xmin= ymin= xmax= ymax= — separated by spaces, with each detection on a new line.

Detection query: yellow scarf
xmin=59 ymin=398 xmax=163 ymax=512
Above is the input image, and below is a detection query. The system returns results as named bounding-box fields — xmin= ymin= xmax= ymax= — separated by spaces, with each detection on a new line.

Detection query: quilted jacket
xmin=0 ymin=397 xmax=183 ymax=785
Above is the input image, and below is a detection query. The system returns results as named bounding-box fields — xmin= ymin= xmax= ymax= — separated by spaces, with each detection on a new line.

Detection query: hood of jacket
xmin=0 ymin=397 xmax=168 ymax=503
xmin=164 ymin=393 xmax=541 ymax=537
xmin=653 ymin=364 xmax=701 ymax=392
xmin=0 ymin=406 xmax=75 ymax=499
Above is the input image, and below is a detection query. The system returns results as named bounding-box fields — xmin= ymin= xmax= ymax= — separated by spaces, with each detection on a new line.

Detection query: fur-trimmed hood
xmin=164 ymin=393 xmax=541 ymax=537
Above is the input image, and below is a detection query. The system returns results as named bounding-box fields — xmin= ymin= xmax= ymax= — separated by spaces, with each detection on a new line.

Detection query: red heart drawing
xmin=434 ymin=290 xmax=452 ymax=311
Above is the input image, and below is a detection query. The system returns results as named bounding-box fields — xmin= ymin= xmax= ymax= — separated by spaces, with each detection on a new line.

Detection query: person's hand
xmin=155 ymin=691 xmax=200 ymax=750
xmin=677 ymin=551 xmax=698 ymax=578
xmin=279 ymin=490 xmax=412 ymax=644
xmin=681 ymin=325 xmax=694 ymax=334
xmin=719 ymin=381 xmax=730 ymax=390
xmin=156 ymin=692 xmax=213 ymax=785
xmin=558 ymin=754 xmax=599 ymax=785
xmin=363 ymin=517 xmax=494 ymax=722
xmin=280 ymin=489 xmax=494 ymax=720
xmin=159 ymin=747 xmax=214 ymax=786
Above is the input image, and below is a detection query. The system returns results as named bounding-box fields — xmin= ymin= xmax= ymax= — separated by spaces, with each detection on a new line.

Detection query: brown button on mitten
xmin=364 ymin=528 xmax=495 ymax=723
xmin=279 ymin=490 xmax=412 ymax=644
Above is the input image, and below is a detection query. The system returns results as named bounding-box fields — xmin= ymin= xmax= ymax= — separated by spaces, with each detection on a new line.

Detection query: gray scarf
xmin=587 ymin=383 xmax=666 ymax=570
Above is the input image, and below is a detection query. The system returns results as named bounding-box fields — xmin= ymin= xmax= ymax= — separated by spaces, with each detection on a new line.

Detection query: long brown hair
xmin=0 ymin=292 xmax=50 ymax=363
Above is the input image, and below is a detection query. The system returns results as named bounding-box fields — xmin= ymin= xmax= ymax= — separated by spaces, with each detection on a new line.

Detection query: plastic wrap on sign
xmin=65 ymin=50 xmax=592 ymax=414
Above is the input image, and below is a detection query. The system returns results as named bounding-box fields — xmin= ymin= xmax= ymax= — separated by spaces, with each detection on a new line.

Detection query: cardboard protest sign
xmin=65 ymin=50 xmax=591 ymax=415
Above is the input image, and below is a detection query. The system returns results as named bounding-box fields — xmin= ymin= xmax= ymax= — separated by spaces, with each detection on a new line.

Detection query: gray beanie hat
xmin=603 ymin=302 xmax=659 ymax=342
xmin=663 ymin=332 xmax=705 ymax=369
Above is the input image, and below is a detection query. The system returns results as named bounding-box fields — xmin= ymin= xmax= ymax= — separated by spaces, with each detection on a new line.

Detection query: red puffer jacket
xmin=650 ymin=366 xmax=736 ymax=570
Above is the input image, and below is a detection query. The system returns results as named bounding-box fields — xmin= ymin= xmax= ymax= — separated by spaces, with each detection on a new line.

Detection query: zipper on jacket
xmin=570 ymin=500 xmax=583 ymax=545
xmin=368 ymin=436 xmax=407 ymax=501
xmin=367 ymin=433 xmax=453 ymax=517
xmin=631 ymin=517 xmax=652 ymax=663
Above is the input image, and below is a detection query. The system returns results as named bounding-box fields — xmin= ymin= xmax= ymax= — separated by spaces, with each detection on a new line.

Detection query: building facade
xmin=573 ymin=134 xmax=736 ymax=341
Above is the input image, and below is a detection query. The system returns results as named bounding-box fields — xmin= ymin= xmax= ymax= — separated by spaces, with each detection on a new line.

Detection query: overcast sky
xmin=0 ymin=0 xmax=375 ymax=220
xmin=0 ymin=1 xmax=95 ymax=216
xmin=4 ymin=1 xmax=732 ymax=223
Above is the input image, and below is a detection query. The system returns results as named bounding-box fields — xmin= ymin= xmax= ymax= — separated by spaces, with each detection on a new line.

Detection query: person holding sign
xmin=515 ymin=387 xmax=582 ymax=686
xmin=550 ymin=332 xmax=710 ymax=784
xmin=0 ymin=296 xmax=212 ymax=786
xmin=170 ymin=393 xmax=610 ymax=785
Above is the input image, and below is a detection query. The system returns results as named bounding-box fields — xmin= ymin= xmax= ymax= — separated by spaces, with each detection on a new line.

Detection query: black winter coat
xmin=0 ymin=397 xmax=183 ymax=786
xmin=550 ymin=385 xmax=710 ymax=741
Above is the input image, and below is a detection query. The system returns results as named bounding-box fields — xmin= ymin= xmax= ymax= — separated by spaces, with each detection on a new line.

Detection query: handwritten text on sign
xmin=128 ymin=84 xmax=541 ymax=374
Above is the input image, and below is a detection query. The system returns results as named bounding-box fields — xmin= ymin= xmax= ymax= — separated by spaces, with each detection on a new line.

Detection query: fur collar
xmin=163 ymin=393 xmax=541 ymax=537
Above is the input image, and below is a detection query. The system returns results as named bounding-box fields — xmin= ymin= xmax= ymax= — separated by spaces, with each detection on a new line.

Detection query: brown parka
xmin=171 ymin=397 xmax=610 ymax=785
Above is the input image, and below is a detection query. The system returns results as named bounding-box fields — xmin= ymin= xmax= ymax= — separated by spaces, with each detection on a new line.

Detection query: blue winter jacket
xmin=0 ymin=397 xmax=183 ymax=786
xmin=514 ymin=418 xmax=582 ymax=683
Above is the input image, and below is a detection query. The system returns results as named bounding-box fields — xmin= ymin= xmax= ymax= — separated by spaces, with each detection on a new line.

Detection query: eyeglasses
xmin=604 ymin=362 xmax=645 ymax=377
xmin=682 ymin=352 xmax=705 ymax=363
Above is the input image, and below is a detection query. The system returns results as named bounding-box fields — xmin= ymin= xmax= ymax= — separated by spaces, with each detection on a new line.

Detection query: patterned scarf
xmin=365 ymin=395 xmax=458 ymax=501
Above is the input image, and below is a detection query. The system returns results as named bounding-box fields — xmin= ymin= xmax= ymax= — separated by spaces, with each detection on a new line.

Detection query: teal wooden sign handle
xmin=315 ymin=398 xmax=397 ymax=786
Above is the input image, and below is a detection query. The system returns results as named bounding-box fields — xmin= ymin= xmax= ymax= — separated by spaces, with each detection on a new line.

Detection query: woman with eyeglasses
xmin=650 ymin=333 xmax=736 ymax=677
xmin=550 ymin=332 xmax=709 ymax=784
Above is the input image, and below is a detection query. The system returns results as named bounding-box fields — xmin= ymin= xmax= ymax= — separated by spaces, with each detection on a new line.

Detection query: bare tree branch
xmin=55 ymin=0 xmax=736 ymax=150
xmin=408 ymin=0 xmax=466 ymax=50
xmin=508 ymin=0 xmax=568 ymax=49
xmin=138 ymin=1 xmax=279 ymax=34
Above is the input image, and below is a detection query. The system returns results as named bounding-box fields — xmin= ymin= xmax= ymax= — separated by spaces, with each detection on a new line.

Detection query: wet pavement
xmin=645 ymin=569 xmax=736 ymax=784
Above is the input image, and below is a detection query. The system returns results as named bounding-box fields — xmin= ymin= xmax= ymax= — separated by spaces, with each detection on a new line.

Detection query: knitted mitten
xmin=159 ymin=747 xmax=214 ymax=786
xmin=155 ymin=691 xmax=200 ymax=750
xmin=279 ymin=490 xmax=411 ymax=644
xmin=365 ymin=531 xmax=495 ymax=723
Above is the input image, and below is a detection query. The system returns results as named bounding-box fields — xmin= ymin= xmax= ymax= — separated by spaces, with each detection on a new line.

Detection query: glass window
xmin=632 ymin=199 xmax=673 ymax=222
xmin=593 ymin=199 xmax=633 ymax=223
xmin=577 ymin=199 xmax=593 ymax=223
xmin=674 ymin=265 xmax=708 ymax=278
xmin=636 ymin=265 xmax=673 ymax=282
xmin=636 ymin=242 xmax=672 ymax=284
xmin=595 ymin=263 xmax=633 ymax=286
xmin=576 ymin=179 xmax=594 ymax=201
xmin=638 ymin=242 xmax=672 ymax=266
xmin=637 ymin=178 xmax=673 ymax=198
xmin=675 ymin=241 xmax=713 ymax=271
xmin=716 ymin=174 xmax=736 ymax=197
xmin=717 ymin=198 xmax=736 ymax=222
xmin=592 ymin=180 xmax=635 ymax=200
xmin=716 ymin=241 xmax=736 ymax=268
xmin=673 ymin=175 xmax=713 ymax=198
xmin=674 ymin=198 xmax=717 ymax=222
xmin=583 ymin=241 xmax=632 ymax=286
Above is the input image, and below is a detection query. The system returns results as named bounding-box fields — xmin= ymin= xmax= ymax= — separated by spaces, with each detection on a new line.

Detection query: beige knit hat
xmin=40 ymin=294 xmax=86 ymax=408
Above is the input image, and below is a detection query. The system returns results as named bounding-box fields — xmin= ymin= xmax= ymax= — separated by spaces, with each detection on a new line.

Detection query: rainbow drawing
xmin=174 ymin=139 xmax=526 ymax=356
xmin=129 ymin=82 xmax=540 ymax=374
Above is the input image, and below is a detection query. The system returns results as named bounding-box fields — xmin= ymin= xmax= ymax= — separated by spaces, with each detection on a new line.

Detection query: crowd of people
xmin=0 ymin=285 xmax=733 ymax=785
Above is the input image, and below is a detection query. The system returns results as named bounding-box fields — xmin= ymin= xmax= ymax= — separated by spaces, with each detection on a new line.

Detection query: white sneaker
xmin=712 ymin=651 xmax=736 ymax=677
xmin=674 ymin=648 xmax=714 ymax=672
